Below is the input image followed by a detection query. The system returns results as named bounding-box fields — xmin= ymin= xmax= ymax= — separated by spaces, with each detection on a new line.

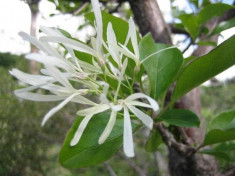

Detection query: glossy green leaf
xmin=198 ymin=3 xmax=234 ymax=24
xmin=211 ymin=17 xmax=235 ymax=36
xmin=145 ymin=129 xmax=162 ymax=152
xmin=139 ymin=34 xmax=183 ymax=100
xmin=59 ymin=112 xmax=139 ymax=169
xmin=179 ymin=14 xmax=200 ymax=40
xmin=198 ymin=149 xmax=230 ymax=161
xmin=203 ymin=129 xmax=235 ymax=146
xmin=208 ymin=109 xmax=235 ymax=131
xmin=172 ymin=35 xmax=235 ymax=102
xmin=159 ymin=109 xmax=200 ymax=127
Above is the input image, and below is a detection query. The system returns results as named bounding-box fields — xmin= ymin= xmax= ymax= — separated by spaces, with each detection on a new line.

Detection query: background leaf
xmin=198 ymin=149 xmax=230 ymax=161
xmin=159 ymin=109 xmax=200 ymax=127
xmin=210 ymin=17 xmax=235 ymax=36
xmin=208 ymin=109 xmax=235 ymax=131
xmin=198 ymin=3 xmax=234 ymax=24
xmin=59 ymin=112 xmax=139 ymax=169
xmin=179 ymin=14 xmax=200 ymax=40
xmin=139 ymin=34 xmax=183 ymax=100
xmin=202 ymin=129 xmax=235 ymax=146
xmin=145 ymin=129 xmax=163 ymax=152
xmin=172 ymin=35 xmax=235 ymax=102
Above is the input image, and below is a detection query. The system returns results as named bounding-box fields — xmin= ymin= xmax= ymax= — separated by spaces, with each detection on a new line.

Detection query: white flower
xmin=10 ymin=64 xmax=98 ymax=126
xmin=11 ymin=0 xmax=161 ymax=159
xmin=70 ymin=93 xmax=159 ymax=157
xmin=115 ymin=18 xmax=140 ymax=67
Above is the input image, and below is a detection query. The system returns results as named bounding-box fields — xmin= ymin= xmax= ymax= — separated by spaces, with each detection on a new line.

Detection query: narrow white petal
xmin=111 ymin=104 xmax=122 ymax=111
xmin=19 ymin=32 xmax=47 ymax=53
xmin=125 ymin=93 xmax=159 ymax=112
xmin=39 ymin=26 xmax=61 ymax=36
xmin=14 ymin=82 xmax=53 ymax=94
xmin=98 ymin=110 xmax=117 ymax=144
xmin=66 ymin=46 xmax=82 ymax=71
xmin=72 ymin=95 xmax=97 ymax=106
xmin=125 ymin=101 xmax=152 ymax=109
xmin=77 ymin=104 xmax=110 ymax=116
xmin=127 ymin=105 xmax=153 ymax=129
xmin=10 ymin=68 xmax=53 ymax=86
xmin=123 ymin=106 xmax=134 ymax=157
xmin=118 ymin=43 xmax=139 ymax=65
xmin=45 ymin=65 xmax=73 ymax=90
xmin=107 ymin=23 xmax=120 ymax=65
xmin=120 ymin=58 xmax=128 ymax=78
xmin=14 ymin=91 xmax=65 ymax=101
xmin=70 ymin=115 xmax=93 ymax=146
xmin=19 ymin=32 xmax=61 ymax=58
xmin=100 ymin=83 xmax=109 ymax=103
xmin=129 ymin=18 xmax=139 ymax=59
xmin=41 ymin=93 xmax=78 ymax=126
xmin=91 ymin=0 xmax=103 ymax=53
xmin=25 ymin=53 xmax=69 ymax=70
xmin=40 ymin=36 xmax=96 ymax=56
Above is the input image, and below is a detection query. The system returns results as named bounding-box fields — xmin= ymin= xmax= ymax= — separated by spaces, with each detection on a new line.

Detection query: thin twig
xmin=73 ymin=2 xmax=89 ymax=15
xmin=104 ymin=162 xmax=117 ymax=176
xmin=118 ymin=152 xmax=146 ymax=176
xmin=183 ymin=38 xmax=193 ymax=54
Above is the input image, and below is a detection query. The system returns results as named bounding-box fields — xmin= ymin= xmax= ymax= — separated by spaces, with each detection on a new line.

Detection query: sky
xmin=0 ymin=0 xmax=234 ymax=82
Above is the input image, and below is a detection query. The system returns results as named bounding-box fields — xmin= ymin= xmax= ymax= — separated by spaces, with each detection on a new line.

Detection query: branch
xmin=73 ymin=2 xmax=89 ymax=15
xmin=155 ymin=123 xmax=196 ymax=156
xmin=182 ymin=38 xmax=193 ymax=54
xmin=168 ymin=24 xmax=190 ymax=36
xmin=217 ymin=166 xmax=235 ymax=176
xmin=104 ymin=162 xmax=117 ymax=176
xmin=118 ymin=152 xmax=146 ymax=176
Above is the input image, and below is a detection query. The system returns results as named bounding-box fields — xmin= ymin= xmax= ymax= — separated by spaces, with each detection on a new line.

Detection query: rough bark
xmin=128 ymin=0 xmax=172 ymax=44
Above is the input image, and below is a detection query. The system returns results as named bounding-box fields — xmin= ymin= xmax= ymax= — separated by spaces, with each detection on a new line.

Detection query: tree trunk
xmin=128 ymin=0 xmax=171 ymax=44
xmin=29 ymin=4 xmax=39 ymax=74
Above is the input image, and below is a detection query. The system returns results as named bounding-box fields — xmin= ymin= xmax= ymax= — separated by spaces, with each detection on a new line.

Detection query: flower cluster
xmin=10 ymin=0 xmax=159 ymax=157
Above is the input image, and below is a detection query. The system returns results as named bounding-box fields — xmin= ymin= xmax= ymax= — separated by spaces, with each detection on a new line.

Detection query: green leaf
xmin=208 ymin=109 xmax=235 ymax=131
xmin=198 ymin=3 xmax=234 ymax=24
xmin=172 ymin=35 xmax=235 ymax=102
xmin=215 ymin=142 xmax=235 ymax=152
xmin=139 ymin=34 xmax=183 ymax=100
xmin=179 ymin=14 xmax=200 ymax=40
xmin=198 ymin=149 xmax=230 ymax=161
xmin=59 ymin=112 xmax=139 ymax=169
xmin=203 ymin=129 xmax=235 ymax=146
xmin=196 ymin=41 xmax=217 ymax=46
xmin=201 ymin=0 xmax=211 ymax=7
xmin=159 ymin=109 xmax=200 ymax=127
xmin=211 ymin=17 xmax=235 ymax=36
xmin=145 ymin=129 xmax=162 ymax=152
